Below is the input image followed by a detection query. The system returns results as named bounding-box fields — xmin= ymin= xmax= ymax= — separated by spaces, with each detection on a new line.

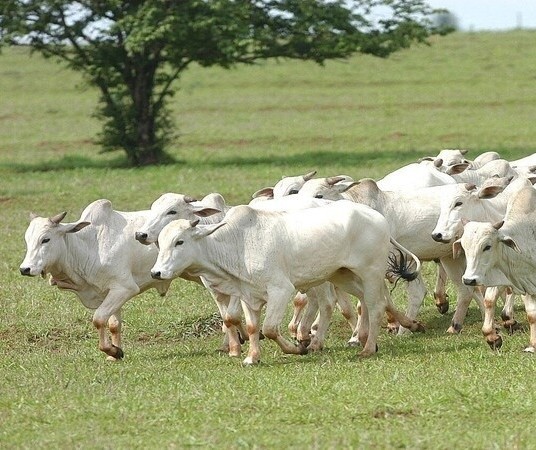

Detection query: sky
xmin=425 ymin=0 xmax=536 ymax=31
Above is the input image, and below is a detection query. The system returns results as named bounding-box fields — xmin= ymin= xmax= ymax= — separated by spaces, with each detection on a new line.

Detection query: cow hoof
xmin=436 ymin=303 xmax=449 ymax=315
xmin=242 ymin=356 xmax=260 ymax=366
xmin=523 ymin=346 xmax=535 ymax=353
xmin=397 ymin=327 xmax=412 ymax=336
xmin=307 ymin=341 xmax=324 ymax=352
xmin=487 ymin=335 xmax=502 ymax=350
xmin=358 ymin=346 xmax=378 ymax=358
xmin=298 ymin=345 xmax=309 ymax=355
xmin=503 ymin=320 xmax=520 ymax=335
xmin=447 ymin=323 xmax=462 ymax=334
xmin=110 ymin=345 xmax=124 ymax=360
xmin=347 ymin=338 xmax=361 ymax=347
xmin=387 ymin=324 xmax=399 ymax=334
xmin=413 ymin=322 xmax=426 ymax=333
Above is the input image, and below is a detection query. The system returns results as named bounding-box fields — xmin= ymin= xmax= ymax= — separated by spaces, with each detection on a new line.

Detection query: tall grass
xmin=2 ymin=30 xmax=536 ymax=448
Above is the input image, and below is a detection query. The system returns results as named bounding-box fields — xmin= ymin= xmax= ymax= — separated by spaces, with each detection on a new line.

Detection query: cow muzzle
xmin=135 ymin=231 xmax=150 ymax=245
xmin=431 ymin=232 xmax=451 ymax=243
xmin=462 ymin=277 xmax=478 ymax=286
xmin=20 ymin=267 xmax=33 ymax=277
xmin=151 ymin=270 xmax=163 ymax=280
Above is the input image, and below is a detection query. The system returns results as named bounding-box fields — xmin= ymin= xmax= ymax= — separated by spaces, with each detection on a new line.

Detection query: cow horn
xmin=29 ymin=212 xmax=39 ymax=221
xmin=190 ymin=219 xmax=200 ymax=228
xmin=303 ymin=170 xmax=317 ymax=181
xmin=49 ymin=211 xmax=67 ymax=225
xmin=493 ymin=220 xmax=504 ymax=230
xmin=184 ymin=196 xmax=197 ymax=203
xmin=326 ymin=176 xmax=345 ymax=186
xmin=464 ymin=183 xmax=477 ymax=191
xmin=461 ymin=149 xmax=469 ymax=155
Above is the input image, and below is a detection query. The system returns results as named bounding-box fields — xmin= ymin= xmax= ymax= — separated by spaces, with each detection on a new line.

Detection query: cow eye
xmin=41 ymin=238 xmax=50 ymax=244
xmin=167 ymin=210 xmax=177 ymax=215
xmin=315 ymin=194 xmax=323 ymax=199
xmin=454 ymin=201 xmax=463 ymax=207
xmin=289 ymin=189 xmax=299 ymax=195
xmin=175 ymin=239 xmax=184 ymax=246
xmin=483 ymin=244 xmax=491 ymax=251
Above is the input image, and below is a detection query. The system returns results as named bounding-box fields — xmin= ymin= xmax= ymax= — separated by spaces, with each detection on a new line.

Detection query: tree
xmin=0 ymin=1 xmax=445 ymax=166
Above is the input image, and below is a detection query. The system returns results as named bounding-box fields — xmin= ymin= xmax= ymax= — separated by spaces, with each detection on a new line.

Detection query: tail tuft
xmin=386 ymin=249 xmax=419 ymax=286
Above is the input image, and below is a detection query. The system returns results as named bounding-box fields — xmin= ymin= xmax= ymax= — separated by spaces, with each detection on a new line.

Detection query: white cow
xmin=151 ymin=201 xmax=424 ymax=365
xmin=249 ymin=194 xmax=359 ymax=349
xmin=251 ymin=170 xmax=318 ymax=200
xmin=136 ymin=188 xmax=355 ymax=354
xmin=455 ymin=186 xmax=536 ymax=352
xmin=296 ymin=177 xmax=486 ymax=334
xmin=377 ymin=160 xmax=455 ymax=191
xmin=19 ymin=200 xmax=172 ymax=360
xmin=419 ymin=148 xmax=471 ymax=171
xmin=431 ymin=176 xmax=533 ymax=334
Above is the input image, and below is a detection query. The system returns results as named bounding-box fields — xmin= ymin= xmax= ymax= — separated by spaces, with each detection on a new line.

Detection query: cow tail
xmin=386 ymin=238 xmax=421 ymax=284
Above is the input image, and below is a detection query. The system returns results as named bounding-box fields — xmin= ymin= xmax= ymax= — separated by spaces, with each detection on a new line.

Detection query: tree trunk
xmin=130 ymin=57 xmax=162 ymax=166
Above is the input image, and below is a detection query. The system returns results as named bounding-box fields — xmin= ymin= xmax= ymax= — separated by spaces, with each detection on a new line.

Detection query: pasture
xmin=2 ymin=30 xmax=536 ymax=448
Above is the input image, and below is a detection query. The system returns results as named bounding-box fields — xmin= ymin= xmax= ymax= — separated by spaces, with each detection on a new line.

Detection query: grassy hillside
xmin=2 ymin=30 xmax=536 ymax=448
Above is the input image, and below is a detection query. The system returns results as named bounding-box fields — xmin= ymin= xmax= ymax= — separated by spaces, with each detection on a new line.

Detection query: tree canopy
xmin=0 ymin=1 xmax=447 ymax=166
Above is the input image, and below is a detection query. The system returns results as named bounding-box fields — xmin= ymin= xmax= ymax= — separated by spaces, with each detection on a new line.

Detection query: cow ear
xmin=193 ymin=207 xmax=221 ymax=218
xmin=251 ymin=187 xmax=274 ymax=200
xmin=446 ymin=163 xmax=470 ymax=175
xmin=478 ymin=185 xmax=504 ymax=199
xmin=500 ymin=235 xmax=521 ymax=253
xmin=192 ymin=222 xmax=226 ymax=239
xmin=64 ymin=221 xmax=90 ymax=233
xmin=452 ymin=240 xmax=464 ymax=259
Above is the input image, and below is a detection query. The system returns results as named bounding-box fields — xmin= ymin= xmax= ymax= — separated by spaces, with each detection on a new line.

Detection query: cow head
xmin=135 ymin=193 xmax=220 ymax=245
xmin=150 ymin=219 xmax=226 ymax=280
xmin=20 ymin=212 xmax=90 ymax=277
xmin=457 ymin=220 xmax=519 ymax=287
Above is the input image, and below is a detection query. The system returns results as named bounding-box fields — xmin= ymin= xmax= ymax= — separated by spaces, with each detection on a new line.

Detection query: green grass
xmin=2 ymin=30 xmax=536 ymax=448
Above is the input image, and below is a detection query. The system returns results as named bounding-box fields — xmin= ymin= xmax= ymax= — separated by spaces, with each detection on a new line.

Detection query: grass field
xmin=2 ymin=30 xmax=536 ymax=448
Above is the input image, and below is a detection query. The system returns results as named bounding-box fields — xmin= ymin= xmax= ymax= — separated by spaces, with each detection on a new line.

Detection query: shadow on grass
xmin=1 ymin=149 xmax=423 ymax=173
xmin=3 ymin=146 xmax=536 ymax=173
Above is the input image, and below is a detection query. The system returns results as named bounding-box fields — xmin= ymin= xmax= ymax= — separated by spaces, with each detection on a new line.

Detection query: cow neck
xmin=48 ymin=230 xmax=94 ymax=291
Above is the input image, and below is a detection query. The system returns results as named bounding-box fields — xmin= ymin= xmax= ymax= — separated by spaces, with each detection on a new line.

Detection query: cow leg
xmin=433 ymin=262 xmax=450 ymax=314
xmin=482 ymin=286 xmax=502 ymax=350
xmin=107 ymin=312 xmax=122 ymax=361
xmin=206 ymin=287 xmax=246 ymax=353
xmin=521 ymin=294 xmax=536 ymax=353
xmin=358 ymin=281 xmax=389 ymax=357
xmin=222 ymin=295 xmax=243 ymax=357
xmin=93 ymin=286 xmax=138 ymax=360
xmin=397 ymin=273 xmax=427 ymax=335
xmin=296 ymin=289 xmax=320 ymax=346
xmin=241 ymin=301 xmax=262 ymax=365
xmin=263 ymin=284 xmax=308 ymax=356
xmin=304 ymin=284 xmax=336 ymax=352
xmin=501 ymin=287 xmax=519 ymax=334
xmin=333 ymin=286 xmax=358 ymax=332
xmin=441 ymin=257 xmax=483 ymax=333
xmin=347 ymin=301 xmax=363 ymax=347
xmin=288 ymin=292 xmax=308 ymax=338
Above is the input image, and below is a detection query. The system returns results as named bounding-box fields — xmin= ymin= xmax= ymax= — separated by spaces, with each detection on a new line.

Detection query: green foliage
xmin=0 ymin=0 xmax=442 ymax=166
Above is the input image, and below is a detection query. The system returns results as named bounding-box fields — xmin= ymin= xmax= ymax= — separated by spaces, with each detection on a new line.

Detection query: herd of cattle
xmin=18 ymin=149 xmax=536 ymax=364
